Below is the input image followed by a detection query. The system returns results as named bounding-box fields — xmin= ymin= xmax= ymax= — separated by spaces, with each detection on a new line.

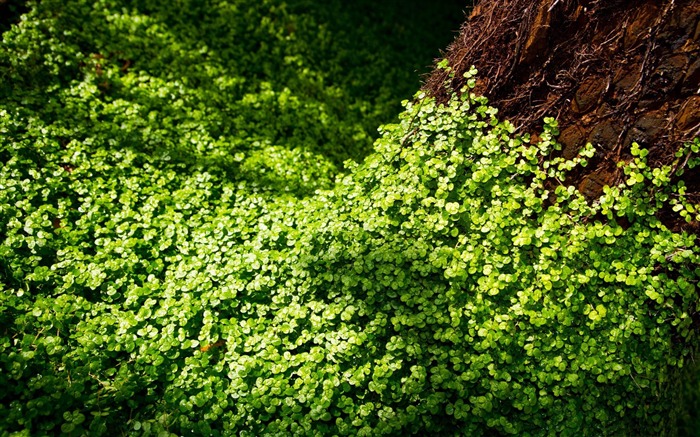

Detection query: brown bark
xmin=425 ymin=0 xmax=700 ymax=233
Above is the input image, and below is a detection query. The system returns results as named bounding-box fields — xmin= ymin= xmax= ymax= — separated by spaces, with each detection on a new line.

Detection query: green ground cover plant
xmin=2 ymin=0 xmax=700 ymax=436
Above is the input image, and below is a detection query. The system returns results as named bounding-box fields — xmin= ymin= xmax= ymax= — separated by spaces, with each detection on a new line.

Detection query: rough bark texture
xmin=425 ymin=0 xmax=700 ymax=233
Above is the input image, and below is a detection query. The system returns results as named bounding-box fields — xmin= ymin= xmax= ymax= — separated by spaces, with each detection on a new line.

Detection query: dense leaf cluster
xmin=2 ymin=1 xmax=700 ymax=436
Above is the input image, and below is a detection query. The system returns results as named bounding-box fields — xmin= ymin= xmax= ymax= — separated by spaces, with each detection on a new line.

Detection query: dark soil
xmin=424 ymin=0 xmax=700 ymax=234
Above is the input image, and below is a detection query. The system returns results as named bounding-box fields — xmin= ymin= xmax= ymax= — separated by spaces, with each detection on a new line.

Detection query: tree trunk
xmin=425 ymin=0 xmax=700 ymax=233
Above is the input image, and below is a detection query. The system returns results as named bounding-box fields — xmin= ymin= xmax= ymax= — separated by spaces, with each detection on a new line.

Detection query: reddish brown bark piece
xmin=200 ymin=340 xmax=227 ymax=353
xmin=425 ymin=0 xmax=700 ymax=233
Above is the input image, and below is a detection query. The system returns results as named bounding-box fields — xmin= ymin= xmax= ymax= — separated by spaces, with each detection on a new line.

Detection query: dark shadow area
xmin=84 ymin=0 xmax=470 ymax=170
xmin=0 ymin=0 xmax=28 ymax=35
xmin=1 ymin=0 xmax=473 ymax=198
